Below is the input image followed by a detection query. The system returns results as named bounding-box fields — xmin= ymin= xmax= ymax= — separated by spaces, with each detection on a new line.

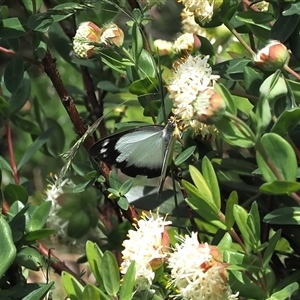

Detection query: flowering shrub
xmin=1 ymin=0 xmax=300 ymax=299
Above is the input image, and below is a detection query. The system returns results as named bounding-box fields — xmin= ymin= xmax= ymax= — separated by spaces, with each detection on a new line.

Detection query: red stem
xmin=5 ymin=120 xmax=20 ymax=185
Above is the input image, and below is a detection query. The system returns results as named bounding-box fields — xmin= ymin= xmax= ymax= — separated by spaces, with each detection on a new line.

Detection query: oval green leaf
xmin=4 ymin=56 xmax=24 ymax=94
xmin=256 ymin=133 xmax=297 ymax=182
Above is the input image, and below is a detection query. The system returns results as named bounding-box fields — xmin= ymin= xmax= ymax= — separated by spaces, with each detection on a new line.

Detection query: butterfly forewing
xmin=89 ymin=124 xmax=167 ymax=178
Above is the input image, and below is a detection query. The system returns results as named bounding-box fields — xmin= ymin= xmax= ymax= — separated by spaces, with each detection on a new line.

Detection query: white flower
xmin=153 ymin=39 xmax=173 ymax=55
xmin=120 ymin=212 xmax=171 ymax=290
xmin=168 ymin=55 xmax=220 ymax=133
xmin=168 ymin=232 xmax=239 ymax=300
xmin=172 ymin=33 xmax=200 ymax=53
xmin=179 ymin=0 xmax=215 ymax=24
xmin=45 ymin=175 xmax=86 ymax=249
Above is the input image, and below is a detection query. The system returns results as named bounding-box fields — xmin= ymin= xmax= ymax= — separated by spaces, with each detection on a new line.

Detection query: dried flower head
xmin=73 ymin=22 xmax=102 ymax=58
xmin=100 ymin=23 xmax=124 ymax=47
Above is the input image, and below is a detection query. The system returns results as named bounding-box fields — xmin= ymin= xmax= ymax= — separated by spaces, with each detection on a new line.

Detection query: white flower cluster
xmin=179 ymin=0 xmax=215 ymax=24
xmin=168 ymin=232 xmax=238 ymax=300
xmin=121 ymin=214 xmax=238 ymax=299
xmin=45 ymin=175 xmax=85 ymax=249
xmin=168 ymin=54 xmax=220 ymax=133
xmin=120 ymin=212 xmax=171 ymax=290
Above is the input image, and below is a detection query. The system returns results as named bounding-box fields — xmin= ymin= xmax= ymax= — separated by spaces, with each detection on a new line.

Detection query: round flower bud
xmin=73 ymin=22 xmax=102 ymax=58
xmin=254 ymin=40 xmax=289 ymax=71
xmin=100 ymin=24 xmax=124 ymax=47
xmin=193 ymin=88 xmax=226 ymax=124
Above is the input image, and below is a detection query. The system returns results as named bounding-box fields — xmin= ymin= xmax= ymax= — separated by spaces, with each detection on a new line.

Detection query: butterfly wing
xmin=89 ymin=125 xmax=168 ymax=178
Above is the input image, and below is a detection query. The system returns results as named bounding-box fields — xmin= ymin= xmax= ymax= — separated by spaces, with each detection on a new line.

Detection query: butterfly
xmin=89 ymin=119 xmax=179 ymax=192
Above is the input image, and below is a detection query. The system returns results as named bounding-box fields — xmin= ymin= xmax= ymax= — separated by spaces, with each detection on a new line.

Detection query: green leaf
xmin=15 ymin=247 xmax=44 ymax=271
xmin=72 ymin=179 xmax=94 ymax=193
xmin=270 ymin=14 xmax=300 ymax=43
xmin=259 ymin=180 xmax=300 ymax=195
xmin=174 ymin=146 xmax=196 ymax=166
xmin=182 ymin=180 xmax=226 ymax=229
xmin=236 ymin=11 xmax=274 ymax=24
xmin=117 ymin=196 xmax=129 ymax=210
xmin=101 ymin=251 xmax=120 ymax=296
xmin=119 ymin=261 xmax=135 ymax=300
xmin=24 ymin=229 xmax=55 ymax=241
xmin=201 ymin=157 xmax=221 ymax=210
xmin=225 ymin=191 xmax=238 ymax=230
xmin=264 ymin=207 xmax=300 ymax=225
xmin=4 ymin=184 xmax=28 ymax=205
xmin=189 ymin=165 xmax=218 ymax=212
xmin=0 ymin=155 xmax=13 ymax=173
xmin=100 ymin=49 xmax=134 ymax=74
xmin=233 ymin=204 xmax=252 ymax=247
xmin=271 ymin=108 xmax=300 ymax=136
xmin=131 ymin=16 xmax=143 ymax=60
xmin=4 ymin=56 xmax=24 ymax=93
xmin=82 ymin=284 xmax=111 ymax=300
xmin=215 ymin=83 xmax=237 ymax=115
xmin=0 ymin=95 xmax=9 ymax=117
xmin=62 ymin=271 xmax=84 ymax=300
xmin=267 ymin=282 xmax=298 ymax=300
xmin=259 ymin=72 xmax=287 ymax=106
xmin=22 ymin=0 xmax=43 ymax=14
xmin=0 ymin=17 xmax=28 ymax=38
xmin=22 ymin=282 xmax=54 ymax=300
xmin=0 ymin=214 xmax=17 ymax=278
xmin=11 ymin=114 xmax=40 ymax=134
xmin=255 ymin=94 xmax=271 ymax=136
xmin=17 ymin=128 xmax=53 ymax=170
xmin=68 ymin=210 xmax=90 ymax=238
xmin=215 ymin=116 xmax=254 ymax=148
xmin=129 ymin=77 xmax=158 ymax=95
xmin=248 ymin=202 xmax=261 ymax=248
xmin=263 ymin=230 xmax=281 ymax=269
xmin=256 ymin=133 xmax=297 ymax=182
xmin=137 ymin=49 xmax=156 ymax=79
xmin=28 ymin=201 xmax=52 ymax=231
xmin=9 ymin=74 xmax=31 ymax=115
xmin=109 ymin=170 xmax=122 ymax=190
xmin=86 ymin=241 xmax=104 ymax=286
xmin=27 ymin=14 xmax=54 ymax=32
xmin=119 ymin=179 xmax=134 ymax=196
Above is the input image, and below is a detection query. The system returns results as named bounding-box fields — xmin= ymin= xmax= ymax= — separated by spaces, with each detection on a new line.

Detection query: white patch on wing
xmin=115 ymin=130 xmax=167 ymax=169
xmin=102 ymin=140 xmax=109 ymax=147
xmin=100 ymin=148 xmax=107 ymax=154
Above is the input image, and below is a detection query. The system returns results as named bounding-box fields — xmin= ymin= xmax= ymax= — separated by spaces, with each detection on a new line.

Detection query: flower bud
xmin=254 ymin=40 xmax=289 ymax=71
xmin=172 ymin=33 xmax=201 ymax=54
xmin=193 ymin=88 xmax=225 ymax=124
xmin=73 ymin=22 xmax=102 ymax=58
xmin=100 ymin=24 xmax=124 ymax=47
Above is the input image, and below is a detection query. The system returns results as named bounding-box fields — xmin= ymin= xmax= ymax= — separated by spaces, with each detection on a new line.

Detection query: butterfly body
xmin=89 ymin=120 xmax=177 ymax=179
